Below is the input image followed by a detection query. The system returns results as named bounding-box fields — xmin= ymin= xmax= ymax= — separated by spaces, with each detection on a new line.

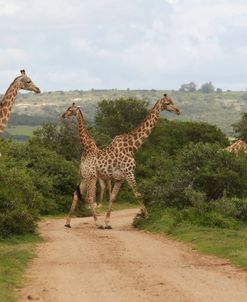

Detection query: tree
xmin=179 ymin=82 xmax=197 ymax=92
xmin=95 ymin=97 xmax=149 ymax=138
xmin=137 ymin=119 xmax=228 ymax=156
xmin=139 ymin=142 xmax=247 ymax=209
xmin=199 ymin=82 xmax=215 ymax=93
xmin=31 ymin=120 xmax=82 ymax=161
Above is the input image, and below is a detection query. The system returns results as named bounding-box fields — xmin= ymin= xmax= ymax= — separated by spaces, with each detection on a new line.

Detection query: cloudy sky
xmin=0 ymin=0 xmax=247 ymax=92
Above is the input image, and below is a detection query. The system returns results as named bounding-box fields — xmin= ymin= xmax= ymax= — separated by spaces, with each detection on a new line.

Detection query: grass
xmin=172 ymin=225 xmax=247 ymax=268
xmin=134 ymin=207 xmax=247 ymax=269
xmin=0 ymin=234 xmax=41 ymax=302
xmin=97 ymin=200 xmax=137 ymax=214
xmin=6 ymin=126 xmax=38 ymax=137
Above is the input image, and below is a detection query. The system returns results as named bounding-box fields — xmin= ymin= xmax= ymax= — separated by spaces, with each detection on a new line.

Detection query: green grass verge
xmin=134 ymin=207 xmax=247 ymax=269
xmin=6 ymin=126 xmax=38 ymax=137
xmin=96 ymin=200 xmax=137 ymax=214
xmin=0 ymin=234 xmax=41 ymax=302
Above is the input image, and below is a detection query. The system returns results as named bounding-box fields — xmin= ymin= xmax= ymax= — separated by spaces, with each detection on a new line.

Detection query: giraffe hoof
xmin=64 ymin=224 xmax=71 ymax=228
xmin=97 ymin=225 xmax=105 ymax=229
xmin=105 ymin=225 xmax=112 ymax=230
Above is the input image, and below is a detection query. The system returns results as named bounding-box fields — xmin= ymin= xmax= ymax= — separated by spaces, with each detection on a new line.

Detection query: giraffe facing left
xmin=0 ymin=70 xmax=41 ymax=156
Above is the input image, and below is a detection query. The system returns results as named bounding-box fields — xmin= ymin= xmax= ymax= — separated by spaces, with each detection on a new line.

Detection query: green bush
xmin=175 ymin=208 xmax=238 ymax=229
xmin=31 ymin=120 xmax=82 ymax=161
xmin=0 ymin=159 xmax=42 ymax=237
xmin=134 ymin=206 xmax=238 ymax=230
xmin=8 ymin=143 xmax=79 ymax=214
xmin=140 ymin=119 xmax=229 ymax=155
xmin=178 ymin=143 xmax=247 ymax=200
xmin=140 ymin=143 xmax=247 ymax=208
xmin=212 ymin=197 xmax=247 ymax=221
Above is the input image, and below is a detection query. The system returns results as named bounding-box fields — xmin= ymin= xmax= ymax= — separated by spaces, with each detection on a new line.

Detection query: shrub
xmin=212 ymin=197 xmax=247 ymax=221
xmin=0 ymin=160 xmax=42 ymax=237
xmin=175 ymin=209 xmax=238 ymax=229
xmin=13 ymin=143 xmax=79 ymax=214
xmin=134 ymin=206 xmax=238 ymax=230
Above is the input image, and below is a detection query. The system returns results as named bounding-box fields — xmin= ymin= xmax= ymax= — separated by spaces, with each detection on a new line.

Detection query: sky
xmin=1 ymin=0 xmax=247 ymax=92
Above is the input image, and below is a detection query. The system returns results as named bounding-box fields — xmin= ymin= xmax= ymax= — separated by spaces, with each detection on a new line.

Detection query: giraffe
xmin=225 ymin=139 xmax=247 ymax=154
xmin=0 ymin=70 xmax=41 ymax=135
xmin=0 ymin=70 xmax=41 ymax=156
xmin=100 ymin=94 xmax=180 ymax=228
xmin=98 ymin=178 xmax=112 ymax=208
xmin=63 ymin=94 xmax=180 ymax=229
xmin=62 ymin=103 xmax=111 ymax=227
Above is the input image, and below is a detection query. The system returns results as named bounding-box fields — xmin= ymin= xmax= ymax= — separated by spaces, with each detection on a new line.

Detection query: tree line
xmin=179 ymin=81 xmax=223 ymax=93
xmin=1 ymin=97 xmax=247 ymax=237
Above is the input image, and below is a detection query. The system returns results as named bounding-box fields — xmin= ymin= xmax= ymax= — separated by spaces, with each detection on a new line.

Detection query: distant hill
xmin=2 ymin=89 xmax=247 ymax=136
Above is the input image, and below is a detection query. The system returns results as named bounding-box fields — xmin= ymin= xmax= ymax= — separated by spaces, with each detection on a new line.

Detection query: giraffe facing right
xmin=63 ymin=94 xmax=180 ymax=229
xmin=0 ymin=70 xmax=40 ymax=135
xmin=0 ymin=70 xmax=41 ymax=157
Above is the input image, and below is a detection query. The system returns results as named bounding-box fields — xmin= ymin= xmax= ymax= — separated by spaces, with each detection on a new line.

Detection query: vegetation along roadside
xmin=1 ymin=96 xmax=247 ymax=301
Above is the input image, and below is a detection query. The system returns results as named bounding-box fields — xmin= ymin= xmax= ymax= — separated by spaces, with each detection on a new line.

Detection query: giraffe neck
xmin=128 ymin=100 xmax=162 ymax=151
xmin=76 ymin=109 xmax=99 ymax=155
xmin=0 ymin=81 xmax=19 ymax=134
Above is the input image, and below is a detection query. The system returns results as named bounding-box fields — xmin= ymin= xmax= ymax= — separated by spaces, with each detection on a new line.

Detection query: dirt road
xmin=19 ymin=208 xmax=247 ymax=302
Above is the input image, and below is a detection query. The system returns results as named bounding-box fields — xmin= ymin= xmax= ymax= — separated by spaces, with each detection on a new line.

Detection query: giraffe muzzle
xmin=34 ymin=87 xmax=41 ymax=94
xmin=170 ymin=105 xmax=181 ymax=115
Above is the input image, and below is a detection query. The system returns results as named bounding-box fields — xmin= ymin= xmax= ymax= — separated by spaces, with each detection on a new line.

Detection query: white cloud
xmin=1 ymin=0 xmax=247 ymax=91
xmin=0 ymin=2 xmax=19 ymax=16
xmin=164 ymin=0 xmax=178 ymax=5
xmin=0 ymin=48 xmax=26 ymax=67
xmin=47 ymin=69 xmax=102 ymax=90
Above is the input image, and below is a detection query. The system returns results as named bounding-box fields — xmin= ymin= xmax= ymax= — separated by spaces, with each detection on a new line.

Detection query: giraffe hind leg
xmin=105 ymin=180 xmax=123 ymax=228
xmin=125 ymin=174 xmax=148 ymax=218
xmin=98 ymin=178 xmax=106 ymax=208
xmin=65 ymin=190 xmax=79 ymax=228
xmin=65 ymin=181 xmax=86 ymax=228
xmin=86 ymin=178 xmax=104 ymax=228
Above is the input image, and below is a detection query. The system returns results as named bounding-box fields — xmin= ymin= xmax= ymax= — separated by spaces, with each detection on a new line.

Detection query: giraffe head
xmin=14 ymin=69 xmax=41 ymax=93
xmin=160 ymin=94 xmax=180 ymax=115
xmin=62 ymin=103 xmax=80 ymax=118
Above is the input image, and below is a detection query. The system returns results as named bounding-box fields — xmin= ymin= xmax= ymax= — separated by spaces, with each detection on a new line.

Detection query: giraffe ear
xmin=76 ymin=106 xmax=80 ymax=109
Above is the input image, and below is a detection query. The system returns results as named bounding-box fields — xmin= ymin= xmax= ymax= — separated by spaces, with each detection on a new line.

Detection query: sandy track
xmin=19 ymin=208 xmax=247 ymax=302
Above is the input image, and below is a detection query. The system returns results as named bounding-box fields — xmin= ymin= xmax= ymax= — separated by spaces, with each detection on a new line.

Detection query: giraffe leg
xmin=125 ymin=174 xmax=148 ymax=218
xmin=105 ymin=181 xmax=123 ymax=229
xmin=65 ymin=181 xmax=86 ymax=228
xmin=86 ymin=178 xmax=103 ymax=228
xmin=107 ymin=180 xmax=112 ymax=201
xmin=98 ymin=178 xmax=106 ymax=208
